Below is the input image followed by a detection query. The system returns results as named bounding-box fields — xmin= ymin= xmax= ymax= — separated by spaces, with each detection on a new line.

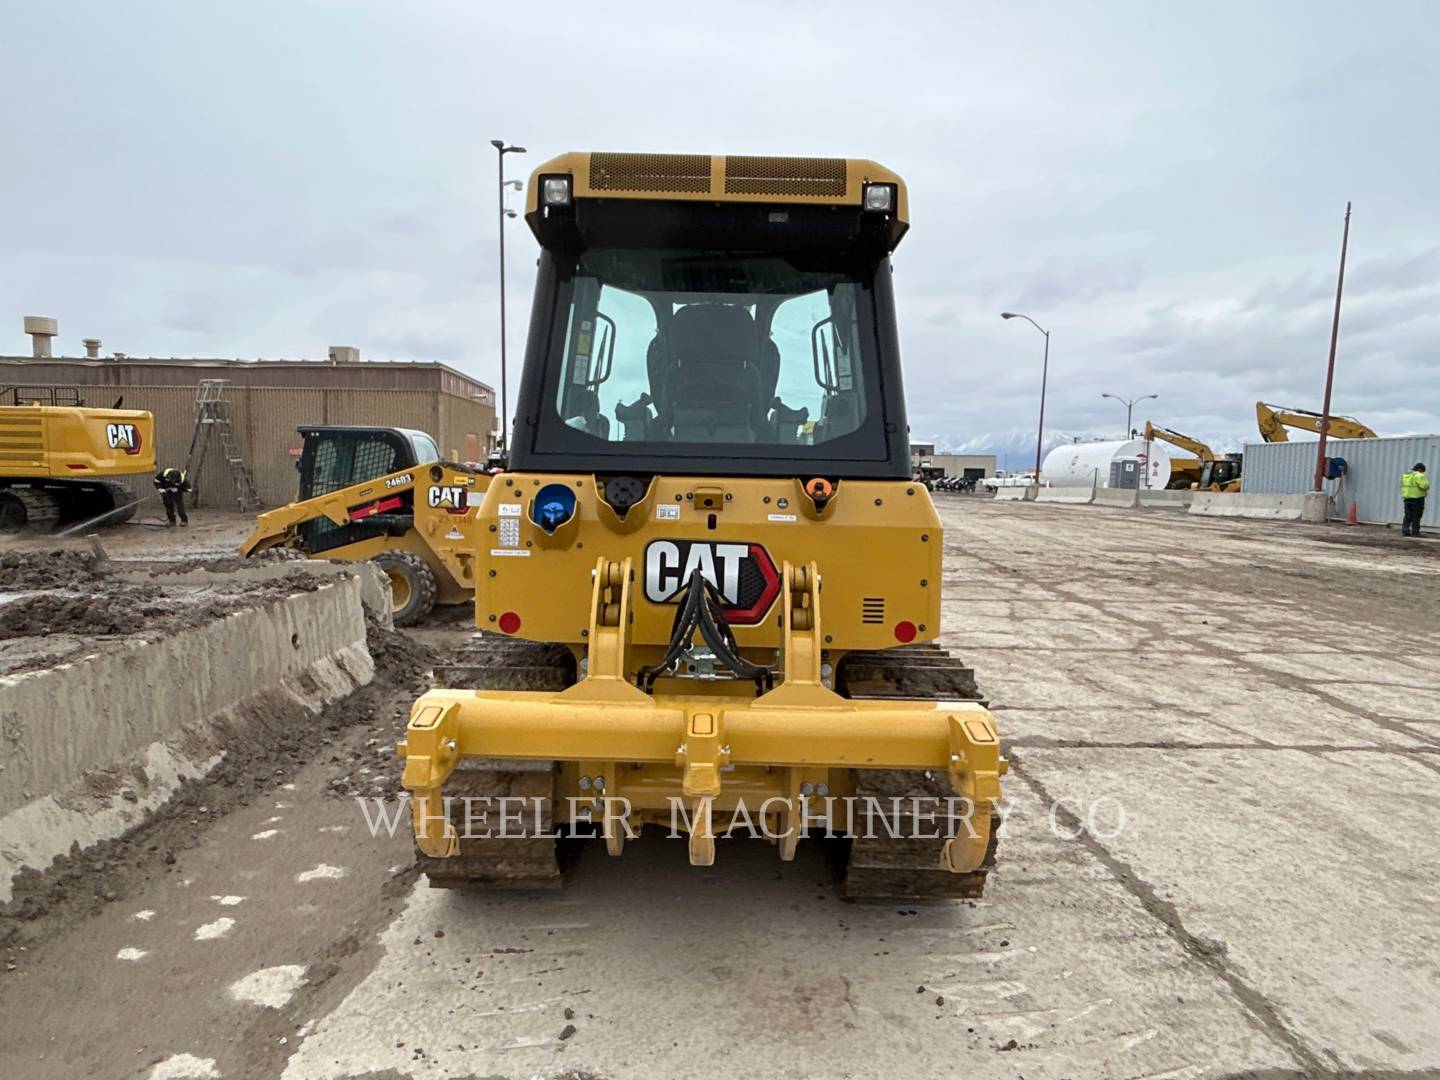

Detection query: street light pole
xmin=490 ymin=139 xmax=526 ymax=458
xmin=1100 ymin=392 xmax=1159 ymax=439
xmin=1001 ymin=312 xmax=1051 ymax=481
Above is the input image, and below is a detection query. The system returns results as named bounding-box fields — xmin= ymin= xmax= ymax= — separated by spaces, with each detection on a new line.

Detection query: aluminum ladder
xmin=184 ymin=379 xmax=261 ymax=511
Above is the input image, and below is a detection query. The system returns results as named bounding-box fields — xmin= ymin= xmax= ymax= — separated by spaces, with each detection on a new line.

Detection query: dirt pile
xmin=0 ymin=588 xmax=168 ymax=639
xmin=143 ymin=547 xmax=310 ymax=577
xmin=322 ymin=616 xmax=437 ymax=802
xmin=0 ymin=567 xmax=331 ymax=675
xmin=0 ymin=550 xmax=105 ymax=591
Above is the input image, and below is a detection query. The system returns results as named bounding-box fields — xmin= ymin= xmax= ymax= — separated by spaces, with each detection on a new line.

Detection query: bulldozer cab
xmin=511 ymin=155 xmax=913 ymax=480
xmin=294 ymin=425 xmax=440 ymax=552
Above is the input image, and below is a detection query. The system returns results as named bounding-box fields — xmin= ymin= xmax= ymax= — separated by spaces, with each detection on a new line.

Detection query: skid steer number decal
xmin=426 ymin=484 xmax=468 ymax=513
xmin=643 ymin=540 xmax=780 ymax=625
xmin=105 ymin=423 xmax=142 ymax=454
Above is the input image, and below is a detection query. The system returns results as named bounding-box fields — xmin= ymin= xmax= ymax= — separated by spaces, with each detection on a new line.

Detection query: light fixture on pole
xmin=1100 ymin=392 xmax=1158 ymax=439
xmin=1001 ymin=311 xmax=1051 ymax=482
xmin=490 ymin=139 xmax=526 ymax=458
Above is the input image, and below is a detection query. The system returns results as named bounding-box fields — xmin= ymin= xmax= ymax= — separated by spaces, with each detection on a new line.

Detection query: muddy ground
xmin=0 ymin=549 xmax=328 ymax=674
xmin=1 ymin=504 xmax=1438 ymax=1079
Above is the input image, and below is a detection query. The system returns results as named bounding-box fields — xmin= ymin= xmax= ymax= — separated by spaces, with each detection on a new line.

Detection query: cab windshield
xmin=544 ymin=249 xmax=878 ymax=453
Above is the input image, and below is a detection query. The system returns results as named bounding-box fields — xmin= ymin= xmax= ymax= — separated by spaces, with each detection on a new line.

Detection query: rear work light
xmin=542 ymin=176 xmax=572 ymax=206
xmin=863 ymin=182 xmax=896 ymax=212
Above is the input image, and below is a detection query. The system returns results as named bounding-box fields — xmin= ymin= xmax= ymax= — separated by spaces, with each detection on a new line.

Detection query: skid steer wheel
xmin=372 ymin=550 xmax=438 ymax=627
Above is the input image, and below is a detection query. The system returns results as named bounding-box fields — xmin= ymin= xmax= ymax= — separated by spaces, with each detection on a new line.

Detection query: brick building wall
xmin=0 ymin=356 xmax=495 ymax=508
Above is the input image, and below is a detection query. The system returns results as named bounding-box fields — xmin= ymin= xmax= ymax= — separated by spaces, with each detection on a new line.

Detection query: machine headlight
xmin=542 ymin=176 xmax=572 ymax=206
xmin=863 ymin=183 xmax=896 ymax=212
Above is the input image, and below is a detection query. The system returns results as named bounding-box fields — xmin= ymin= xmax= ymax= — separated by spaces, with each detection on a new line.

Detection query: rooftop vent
xmin=328 ymin=345 xmax=360 ymax=364
xmin=23 ymin=316 xmax=57 ymax=358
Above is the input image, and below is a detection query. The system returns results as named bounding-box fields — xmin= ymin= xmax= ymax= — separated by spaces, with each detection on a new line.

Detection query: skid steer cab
xmin=397 ymin=152 xmax=1008 ymax=899
xmin=239 ymin=425 xmax=492 ymax=625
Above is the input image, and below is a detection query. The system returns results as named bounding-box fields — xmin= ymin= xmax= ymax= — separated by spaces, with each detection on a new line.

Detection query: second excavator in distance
xmin=1255 ymin=401 xmax=1376 ymax=443
xmin=1 ymin=384 xmax=155 ymax=533
xmin=396 ymin=151 xmax=1006 ymax=900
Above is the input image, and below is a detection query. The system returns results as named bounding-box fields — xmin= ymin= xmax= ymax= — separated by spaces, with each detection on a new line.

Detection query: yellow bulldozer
xmin=0 ymin=385 xmax=156 ymax=532
xmin=240 ymin=425 xmax=490 ymax=625
xmin=396 ymin=152 xmax=1006 ymax=899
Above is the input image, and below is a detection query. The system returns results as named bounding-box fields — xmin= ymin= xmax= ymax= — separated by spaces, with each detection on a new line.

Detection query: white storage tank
xmin=1042 ymin=439 xmax=1172 ymax=490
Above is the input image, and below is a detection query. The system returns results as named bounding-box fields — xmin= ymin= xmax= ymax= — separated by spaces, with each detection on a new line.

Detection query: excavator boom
xmin=1255 ymin=402 xmax=1376 ymax=443
xmin=1143 ymin=421 xmax=1216 ymax=462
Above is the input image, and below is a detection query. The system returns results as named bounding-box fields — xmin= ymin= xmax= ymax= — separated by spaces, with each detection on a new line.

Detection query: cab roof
xmin=525 ymin=151 xmax=909 ymax=226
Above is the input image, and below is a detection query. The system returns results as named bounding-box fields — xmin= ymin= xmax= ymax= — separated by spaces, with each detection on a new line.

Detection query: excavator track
xmin=95 ymin=480 xmax=140 ymax=525
xmin=837 ymin=643 xmax=1000 ymax=900
xmin=415 ymin=636 xmax=576 ymax=890
xmin=0 ymin=486 xmax=61 ymax=533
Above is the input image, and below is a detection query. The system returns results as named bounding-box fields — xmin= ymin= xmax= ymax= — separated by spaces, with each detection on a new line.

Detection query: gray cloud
xmin=2 ymin=0 xmax=1438 ymax=456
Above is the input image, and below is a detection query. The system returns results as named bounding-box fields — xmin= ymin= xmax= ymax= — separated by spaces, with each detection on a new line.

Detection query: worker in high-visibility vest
xmin=1400 ymin=463 xmax=1429 ymax=537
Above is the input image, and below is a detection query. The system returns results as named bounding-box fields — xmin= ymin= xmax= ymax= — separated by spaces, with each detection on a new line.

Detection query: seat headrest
xmin=668 ymin=303 xmax=756 ymax=361
xmin=566 ymin=385 xmax=600 ymax=419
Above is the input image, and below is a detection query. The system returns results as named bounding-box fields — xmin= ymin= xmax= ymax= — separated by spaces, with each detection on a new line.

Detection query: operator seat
xmin=562 ymin=386 xmax=611 ymax=440
xmin=649 ymin=303 xmax=768 ymax=442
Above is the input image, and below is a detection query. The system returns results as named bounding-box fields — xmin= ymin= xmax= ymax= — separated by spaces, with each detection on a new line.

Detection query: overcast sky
xmin=3 ymin=1 xmax=1437 ymax=457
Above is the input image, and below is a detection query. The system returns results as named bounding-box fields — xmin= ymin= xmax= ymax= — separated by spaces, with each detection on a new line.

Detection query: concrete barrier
xmin=1036 ymin=486 xmax=1096 ymax=505
xmin=1093 ymin=488 xmax=1139 ymax=509
xmin=993 ymin=486 xmax=1037 ymax=502
xmin=1138 ymin=489 xmax=1194 ymax=510
xmin=0 ymin=568 xmax=375 ymax=901
xmin=1189 ymin=491 xmax=1327 ymax=523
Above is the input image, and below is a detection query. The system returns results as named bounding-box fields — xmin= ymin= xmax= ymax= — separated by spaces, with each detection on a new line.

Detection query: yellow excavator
xmin=396 ymin=152 xmax=1005 ymax=899
xmin=1143 ymin=421 xmax=1242 ymax=491
xmin=1 ymin=385 xmax=155 ymax=532
xmin=1256 ymin=402 xmax=1376 ymax=443
xmin=240 ymin=425 xmax=490 ymax=625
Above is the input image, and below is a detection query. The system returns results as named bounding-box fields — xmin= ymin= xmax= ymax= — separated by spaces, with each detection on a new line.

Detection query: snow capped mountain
xmin=929 ymin=427 xmax=1111 ymax=462
xmin=928 ymin=427 xmax=1251 ymax=461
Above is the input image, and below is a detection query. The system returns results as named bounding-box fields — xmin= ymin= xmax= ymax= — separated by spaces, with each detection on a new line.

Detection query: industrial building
xmin=3 ymin=318 xmax=496 ymax=508
xmin=910 ymin=442 xmax=996 ymax=482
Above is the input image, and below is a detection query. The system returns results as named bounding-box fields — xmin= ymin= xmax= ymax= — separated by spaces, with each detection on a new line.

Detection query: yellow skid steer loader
xmin=240 ymin=425 xmax=490 ymax=625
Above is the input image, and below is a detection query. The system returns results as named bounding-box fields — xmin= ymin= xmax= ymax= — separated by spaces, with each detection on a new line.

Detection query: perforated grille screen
xmin=589 ymin=153 xmax=712 ymax=193
xmin=0 ymin=415 xmax=44 ymax=462
xmin=723 ymin=156 xmax=847 ymax=197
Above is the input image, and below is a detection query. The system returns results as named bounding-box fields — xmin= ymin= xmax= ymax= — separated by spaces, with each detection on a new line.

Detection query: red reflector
xmin=498 ymin=611 xmax=522 ymax=634
xmin=66 ymin=464 xmax=88 ymax=470
xmin=894 ymin=620 xmax=917 ymax=644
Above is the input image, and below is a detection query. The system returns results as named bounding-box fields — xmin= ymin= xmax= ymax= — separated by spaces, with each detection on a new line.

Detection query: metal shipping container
xmin=1241 ymin=436 xmax=1440 ymax=529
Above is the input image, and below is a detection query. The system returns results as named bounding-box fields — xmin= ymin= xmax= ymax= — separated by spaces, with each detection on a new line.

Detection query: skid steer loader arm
xmin=239 ymin=466 xmax=424 ymax=555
